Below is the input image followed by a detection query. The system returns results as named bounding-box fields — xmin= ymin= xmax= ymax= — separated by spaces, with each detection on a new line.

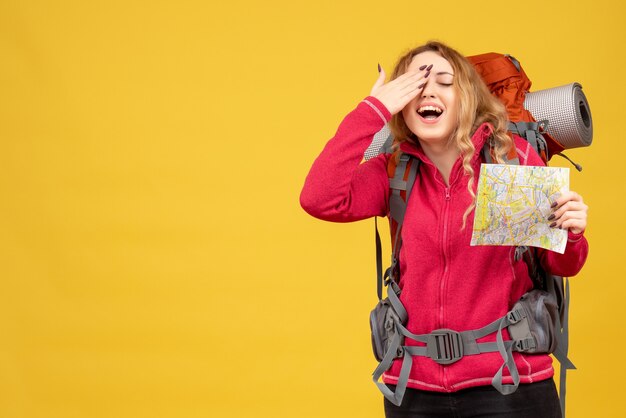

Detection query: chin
xmin=410 ymin=126 xmax=450 ymax=145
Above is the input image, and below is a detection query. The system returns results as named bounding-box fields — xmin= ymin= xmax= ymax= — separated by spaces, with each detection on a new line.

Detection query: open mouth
xmin=417 ymin=105 xmax=443 ymax=121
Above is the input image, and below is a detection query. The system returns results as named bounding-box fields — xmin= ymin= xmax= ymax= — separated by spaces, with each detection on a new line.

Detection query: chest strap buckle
xmin=426 ymin=329 xmax=464 ymax=365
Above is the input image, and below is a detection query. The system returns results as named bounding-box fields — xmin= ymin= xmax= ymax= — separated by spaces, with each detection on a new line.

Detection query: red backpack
xmin=371 ymin=53 xmax=579 ymax=415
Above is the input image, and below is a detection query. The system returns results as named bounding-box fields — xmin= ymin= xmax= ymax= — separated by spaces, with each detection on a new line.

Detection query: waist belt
xmin=372 ymin=307 xmax=535 ymax=406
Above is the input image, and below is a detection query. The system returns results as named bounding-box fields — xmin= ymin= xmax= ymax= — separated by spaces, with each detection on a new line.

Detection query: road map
xmin=470 ymin=164 xmax=569 ymax=254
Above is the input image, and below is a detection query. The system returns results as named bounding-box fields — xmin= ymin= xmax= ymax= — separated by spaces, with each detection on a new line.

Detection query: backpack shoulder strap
xmin=482 ymin=133 xmax=520 ymax=166
xmin=388 ymin=152 xmax=420 ymax=260
xmin=508 ymin=121 xmax=549 ymax=162
xmin=375 ymin=151 xmax=420 ymax=299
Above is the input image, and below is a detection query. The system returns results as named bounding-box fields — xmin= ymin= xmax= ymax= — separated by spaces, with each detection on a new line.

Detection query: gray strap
xmin=481 ymin=138 xmax=520 ymax=166
xmin=389 ymin=154 xmax=420 ymax=226
xmin=392 ymin=156 xmax=420 ymax=260
xmin=509 ymin=121 xmax=539 ymax=150
xmin=371 ymin=153 xmax=420 ymax=407
xmin=394 ymin=308 xmax=524 ymax=348
xmin=374 ymin=308 xmax=530 ymax=404
xmin=389 ymin=154 xmax=410 ymax=224
xmin=535 ymin=119 xmax=550 ymax=158
xmin=388 ymin=154 xmax=420 ymax=282
xmin=401 ymin=338 xmax=529 ymax=359
xmin=551 ymin=277 xmax=575 ymax=417
xmin=504 ymin=54 xmax=522 ymax=72
xmin=387 ymin=280 xmax=407 ymax=324
xmin=463 ymin=341 xmax=503 ymax=355
xmin=491 ymin=316 xmax=521 ymax=395
xmin=509 ymin=120 xmax=548 ymax=160
xmin=459 ymin=310 xmax=525 ymax=358
xmin=526 ymin=127 xmax=540 ymax=155
xmin=372 ymin=329 xmax=413 ymax=406
xmin=395 ymin=321 xmax=428 ymax=344
xmin=372 ymin=331 xmax=402 ymax=383
xmin=465 ymin=308 xmax=525 ymax=340
xmin=403 ymin=345 xmax=428 ymax=357
xmin=508 ymin=121 xmax=525 ymax=135
xmin=389 ymin=178 xmax=407 ymax=190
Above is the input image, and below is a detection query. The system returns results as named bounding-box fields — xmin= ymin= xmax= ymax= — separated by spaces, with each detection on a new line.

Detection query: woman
xmin=300 ymin=41 xmax=588 ymax=417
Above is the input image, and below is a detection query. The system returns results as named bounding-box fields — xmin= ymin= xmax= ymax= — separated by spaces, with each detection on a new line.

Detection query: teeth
xmin=417 ymin=105 xmax=443 ymax=113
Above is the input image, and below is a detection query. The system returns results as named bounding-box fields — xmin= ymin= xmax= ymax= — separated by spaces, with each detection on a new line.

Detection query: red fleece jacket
xmin=300 ymin=96 xmax=589 ymax=393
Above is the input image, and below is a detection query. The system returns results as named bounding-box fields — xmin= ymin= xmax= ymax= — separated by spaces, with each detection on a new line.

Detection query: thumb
xmin=370 ymin=64 xmax=386 ymax=95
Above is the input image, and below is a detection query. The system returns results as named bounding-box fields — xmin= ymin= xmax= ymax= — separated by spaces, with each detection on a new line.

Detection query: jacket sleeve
xmin=514 ymin=137 xmax=589 ymax=277
xmin=300 ymin=97 xmax=391 ymax=222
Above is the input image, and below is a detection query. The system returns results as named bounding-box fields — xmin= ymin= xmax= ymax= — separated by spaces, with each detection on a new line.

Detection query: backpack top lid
xmin=467 ymin=52 xmax=565 ymax=159
xmin=467 ymin=52 xmax=532 ymax=123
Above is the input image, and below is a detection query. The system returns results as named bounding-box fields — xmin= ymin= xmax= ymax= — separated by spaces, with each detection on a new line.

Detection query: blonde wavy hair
xmin=388 ymin=41 xmax=513 ymax=227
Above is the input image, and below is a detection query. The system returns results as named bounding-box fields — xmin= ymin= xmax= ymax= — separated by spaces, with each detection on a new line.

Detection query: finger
xmin=401 ymin=79 xmax=427 ymax=100
xmin=374 ymin=73 xmax=425 ymax=109
xmin=393 ymin=68 xmax=423 ymax=82
xmin=370 ymin=67 xmax=421 ymax=97
xmin=553 ymin=210 xmax=587 ymax=224
xmin=551 ymin=201 xmax=588 ymax=220
xmin=391 ymin=70 xmax=428 ymax=94
xmin=553 ymin=191 xmax=583 ymax=208
xmin=550 ymin=192 xmax=585 ymax=217
xmin=383 ymin=66 xmax=426 ymax=87
xmin=550 ymin=209 xmax=587 ymax=233
xmin=370 ymin=65 xmax=387 ymax=95
xmin=549 ymin=213 xmax=586 ymax=228
xmin=396 ymin=70 xmax=424 ymax=90
xmin=559 ymin=218 xmax=586 ymax=234
xmin=370 ymin=68 xmax=429 ymax=114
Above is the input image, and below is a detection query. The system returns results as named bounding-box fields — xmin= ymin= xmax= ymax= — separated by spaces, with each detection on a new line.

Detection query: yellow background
xmin=1 ymin=1 xmax=623 ymax=417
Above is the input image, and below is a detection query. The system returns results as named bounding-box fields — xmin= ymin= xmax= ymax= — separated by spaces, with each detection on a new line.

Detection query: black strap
xmin=375 ymin=217 xmax=383 ymax=301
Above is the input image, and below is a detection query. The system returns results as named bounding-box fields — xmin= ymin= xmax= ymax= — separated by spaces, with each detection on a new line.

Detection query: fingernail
xmin=425 ymin=71 xmax=430 ymax=78
xmin=550 ymin=222 xmax=557 ymax=228
xmin=551 ymin=201 xmax=558 ymax=208
xmin=378 ymin=63 xmax=381 ymax=73
xmin=419 ymin=65 xmax=427 ymax=70
xmin=548 ymin=214 xmax=555 ymax=221
xmin=418 ymin=83 xmax=425 ymax=89
xmin=426 ymin=64 xmax=433 ymax=71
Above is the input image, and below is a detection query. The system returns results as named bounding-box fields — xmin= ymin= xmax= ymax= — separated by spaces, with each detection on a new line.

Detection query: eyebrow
xmin=436 ymin=71 xmax=454 ymax=76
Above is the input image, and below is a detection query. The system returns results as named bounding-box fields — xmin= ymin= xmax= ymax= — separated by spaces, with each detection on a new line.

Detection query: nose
xmin=421 ymin=80 xmax=436 ymax=98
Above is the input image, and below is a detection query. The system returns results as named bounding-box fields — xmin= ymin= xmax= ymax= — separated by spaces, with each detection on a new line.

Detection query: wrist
xmin=363 ymin=96 xmax=392 ymax=122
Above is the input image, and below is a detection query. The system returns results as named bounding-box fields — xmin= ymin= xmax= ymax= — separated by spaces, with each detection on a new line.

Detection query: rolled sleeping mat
xmin=524 ymin=82 xmax=593 ymax=149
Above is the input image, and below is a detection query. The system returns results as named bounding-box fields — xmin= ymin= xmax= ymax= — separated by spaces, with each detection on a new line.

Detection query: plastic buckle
xmin=537 ymin=119 xmax=550 ymax=132
xmin=507 ymin=309 xmax=524 ymax=324
xmin=426 ymin=329 xmax=464 ymax=365
xmin=514 ymin=338 xmax=537 ymax=352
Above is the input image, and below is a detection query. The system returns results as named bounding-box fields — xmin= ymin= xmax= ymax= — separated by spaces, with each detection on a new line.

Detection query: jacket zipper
xmin=440 ymin=186 xmax=451 ymax=389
